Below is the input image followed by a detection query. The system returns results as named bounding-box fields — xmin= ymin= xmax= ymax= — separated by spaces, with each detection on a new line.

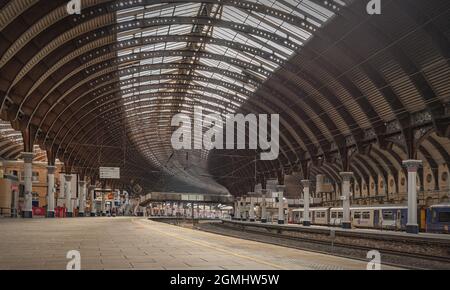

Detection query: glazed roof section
xmin=115 ymin=0 xmax=344 ymax=179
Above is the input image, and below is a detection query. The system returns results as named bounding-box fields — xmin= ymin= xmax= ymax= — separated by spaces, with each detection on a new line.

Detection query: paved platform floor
xmin=0 ymin=217 xmax=398 ymax=270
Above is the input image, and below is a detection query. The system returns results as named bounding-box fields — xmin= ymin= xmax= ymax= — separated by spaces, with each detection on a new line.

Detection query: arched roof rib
xmin=0 ymin=1 xmax=342 ymax=193
xmin=1 ymin=0 xmax=449 ymax=195
xmin=209 ymin=0 xmax=450 ymax=194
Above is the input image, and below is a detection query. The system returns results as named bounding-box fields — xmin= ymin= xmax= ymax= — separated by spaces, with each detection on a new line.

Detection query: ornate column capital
xmin=21 ymin=152 xmax=34 ymax=163
xmin=64 ymin=174 xmax=73 ymax=182
xmin=47 ymin=166 xmax=56 ymax=174
xmin=402 ymin=160 xmax=422 ymax=172
xmin=340 ymin=172 xmax=353 ymax=181
xmin=301 ymin=180 xmax=310 ymax=187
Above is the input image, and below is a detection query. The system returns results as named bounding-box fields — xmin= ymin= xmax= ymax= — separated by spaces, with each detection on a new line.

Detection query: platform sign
xmin=99 ymin=167 xmax=120 ymax=179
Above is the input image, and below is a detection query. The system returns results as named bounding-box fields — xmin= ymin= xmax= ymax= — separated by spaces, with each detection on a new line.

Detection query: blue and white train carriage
xmin=291 ymin=205 xmax=408 ymax=230
xmin=290 ymin=204 xmax=450 ymax=233
xmin=426 ymin=204 xmax=450 ymax=233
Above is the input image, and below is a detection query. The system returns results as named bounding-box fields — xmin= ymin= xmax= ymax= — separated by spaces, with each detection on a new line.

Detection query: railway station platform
xmin=0 ymin=217 xmax=397 ymax=270
xmin=205 ymin=219 xmax=450 ymax=269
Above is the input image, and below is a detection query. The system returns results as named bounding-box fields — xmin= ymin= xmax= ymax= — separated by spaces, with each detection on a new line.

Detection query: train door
xmin=420 ymin=208 xmax=426 ymax=232
xmin=401 ymin=209 xmax=408 ymax=230
xmin=396 ymin=209 xmax=401 ymax=230
xmin=374 ymin=209 xmax=380 ymax=228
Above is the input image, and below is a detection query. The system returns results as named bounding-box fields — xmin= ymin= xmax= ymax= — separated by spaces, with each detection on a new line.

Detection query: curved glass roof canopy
xmin=1 ymin=0 xmax=449 ymax=198
xmin=115 ymin=0 xmax=342 ymax=193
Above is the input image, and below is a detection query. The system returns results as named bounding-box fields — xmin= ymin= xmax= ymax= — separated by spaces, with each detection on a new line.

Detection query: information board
xmin=99 ymin=167 xmax=120 ymax=179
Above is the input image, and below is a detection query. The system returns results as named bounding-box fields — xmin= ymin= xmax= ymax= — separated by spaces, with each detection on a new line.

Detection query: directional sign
xmin=99 ymin=167 xmax=120 ymax=179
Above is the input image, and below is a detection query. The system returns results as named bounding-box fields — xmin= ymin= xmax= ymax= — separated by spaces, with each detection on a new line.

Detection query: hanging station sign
xmin=99 ymin=167 xmax=120 ymax=179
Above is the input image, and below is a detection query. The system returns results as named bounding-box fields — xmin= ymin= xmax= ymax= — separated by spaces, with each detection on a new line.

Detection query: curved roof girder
xmin=60 ymin=104 xmax=294 ymax=168
xmin=47 ymin=82 xmax=303 ymax=160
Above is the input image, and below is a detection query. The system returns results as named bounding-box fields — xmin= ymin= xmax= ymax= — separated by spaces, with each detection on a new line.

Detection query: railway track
xmin=194 ymin=222 xmax=450 ymax=270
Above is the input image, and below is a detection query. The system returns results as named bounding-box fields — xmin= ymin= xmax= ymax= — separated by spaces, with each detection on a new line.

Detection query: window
xmin=331 ymin=212 xmax=337 ymax=218
xmin=338 ymin=212 xmax=343 ymax=218
xmin=8 ymin=170 xmax=18 ymax=176
xmin=354 ymin=212 xmax=361 ymax=219
xmin=20 ymin=171 xmax=40 ymax=182
xmin=438 ymin=212 xmax=450 ymax=223
xmin=362 ymin=212 xmax=371 ymax=219
xmin=383 ymin=211 xmax=394 ymax=221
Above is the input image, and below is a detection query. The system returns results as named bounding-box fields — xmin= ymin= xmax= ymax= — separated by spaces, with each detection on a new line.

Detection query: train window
xmin=338 ymin=212 xmax=343 ymax=218
xmin=354 ymin=212 xmax=361 ymax=219
xmin=383 ymin=211 xmax=394 ymax=220
xmin=362 ymin=212 xmax=370 ymax=219
xmin=331 ymin=212 xmax=337 ymax=218
xmin=321 ymin=212 xmax=326 ymax=218
xmin=438 ymin=212 xmax=450 ymax=223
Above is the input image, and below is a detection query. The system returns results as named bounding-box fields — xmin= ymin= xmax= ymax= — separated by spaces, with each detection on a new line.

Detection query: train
xmin=289 ymin=204 xmax=450 ymax=234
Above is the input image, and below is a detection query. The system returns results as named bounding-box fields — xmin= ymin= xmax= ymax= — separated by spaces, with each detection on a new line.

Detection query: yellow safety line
xmin=132 ymin=219 xmax=287 ymax=270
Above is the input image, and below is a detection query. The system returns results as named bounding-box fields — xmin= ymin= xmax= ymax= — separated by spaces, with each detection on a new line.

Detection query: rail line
xmin=194 ymin=222 xmax=450 ymax=270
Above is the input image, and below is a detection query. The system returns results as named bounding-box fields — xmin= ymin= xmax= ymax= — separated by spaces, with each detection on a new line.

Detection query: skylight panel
xmin=162 ymin=56 xmax=182 ymax=63
xmin=195 ymin=70 xmax=213 ymax=79
xmin=271 ymin=0 xmax=295 ymax=14
xmin=300 ymin=0 xmax=335 ymax=21
xmin=165 ymin=42 xmax=186 ymax=50
xmin=222 ymin=6 xmax=249 ymax=23
xmin=173 ymin=3 xmax=201 ymax=16
xmin=160 ymin=68 xmax=178 ymax=74
xmin=114 ymin=0 xmax=342 ymax=171
xmin=281 ymin=22 xmax=311 ymax=41
xmin=168 ymin=24 xmax=192 ymax=35
xmin=117 ymin=15 xmax=136 ymax=23
xmin=211 ymin=26 xmax=236 ymax=43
